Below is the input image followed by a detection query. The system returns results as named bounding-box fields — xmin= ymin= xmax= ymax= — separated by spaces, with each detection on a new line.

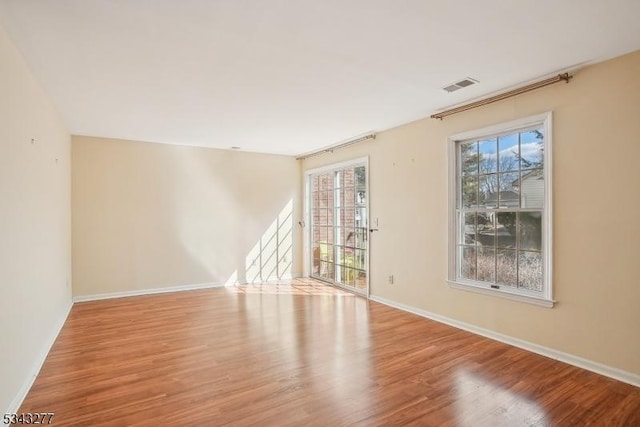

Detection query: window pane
xmin=521 ymin=169 xmax=544 ymax=209
xmin=498 ymin=134 xmax=519 ymax=172
xmin=460 ymin=246 xmax=476 ymax=280
xmin=496 ymin=212 xmax=516 ymax=248
xmin=477 ymin=247 xmax=496 ymax=283
xmin=312 ymin=175 xmax=319 ymax=192
xmin=461 ymin=141 xmax=478 ymax=176
xmin=477 ymin=213 xmax=495 ymax=247
xmin=463 ymin=212 xmax=476 ymax=245
xmin=479 ymin=138 xmax=497 ymax=174
xmin=478 ymin=174 xmax=498 ymax=208
xmin=462 ymin=176 xmax=478 ymax=208
xmin=356 ymin=190 xmax=366 ymax=206
xmin=519 ymin=212 xmax=542 ymax=251
xmin=498 ymin=172 xmax=520 ymax=209
xmin=520 ymin=129 xmax=544 ymax=170
xmin=519 ymin=251 xmax=542 ymax=291
xmin=497 ymin=249 xmax=517 ymax=287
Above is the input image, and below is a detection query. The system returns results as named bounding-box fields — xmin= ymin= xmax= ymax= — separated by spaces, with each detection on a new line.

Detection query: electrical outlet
xmin=388 ymin=275 xmax=394 ymax=285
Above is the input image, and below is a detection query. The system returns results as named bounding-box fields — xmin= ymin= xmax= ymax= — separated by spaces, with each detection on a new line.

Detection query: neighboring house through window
xmin=448 ymin=113 xmax=553 ymax=307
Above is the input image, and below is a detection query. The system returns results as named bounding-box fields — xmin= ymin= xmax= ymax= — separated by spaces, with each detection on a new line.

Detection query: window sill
xmin=447 ymin=280 xmax=555 ymax=308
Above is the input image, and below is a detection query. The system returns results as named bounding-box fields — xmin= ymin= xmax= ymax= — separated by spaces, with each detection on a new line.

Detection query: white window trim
xmin=447 ymin=112 xmax=554 ymax=308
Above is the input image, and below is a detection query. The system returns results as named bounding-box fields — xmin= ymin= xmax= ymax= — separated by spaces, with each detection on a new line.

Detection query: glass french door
xmin=310 ymin=162 xmax=368 ymax=293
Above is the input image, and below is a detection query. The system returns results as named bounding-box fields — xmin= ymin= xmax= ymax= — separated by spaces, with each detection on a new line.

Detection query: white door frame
xmin=303 ymin=156 xmax=370 ymax=296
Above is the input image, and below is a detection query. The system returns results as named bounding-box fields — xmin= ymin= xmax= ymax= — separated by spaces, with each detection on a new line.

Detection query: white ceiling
xmin=1 ymin=1 xmax=639 ymax=156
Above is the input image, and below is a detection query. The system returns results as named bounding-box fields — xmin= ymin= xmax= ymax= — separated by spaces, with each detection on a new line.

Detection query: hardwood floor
xmin=20 ymin=279 xmax=640 ymax=426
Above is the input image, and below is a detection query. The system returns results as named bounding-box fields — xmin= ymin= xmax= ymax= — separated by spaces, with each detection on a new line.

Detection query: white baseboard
xmin=73 ymin=281 xmax=228 ymax=303
xmin=369 ymin=294 xmax=640 ymax=388
xmin=73 ymin=274 xmax=305 ymax=303
xmin=6 ymin=298 xmax=73 ymax=415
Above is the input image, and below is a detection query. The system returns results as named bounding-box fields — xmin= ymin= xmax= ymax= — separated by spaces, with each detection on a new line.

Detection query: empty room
xmin=2 ymin=1 xmax=640 ymax=425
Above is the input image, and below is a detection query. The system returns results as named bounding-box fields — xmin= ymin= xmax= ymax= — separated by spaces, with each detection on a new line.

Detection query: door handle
xmin=369 ymin=228 xmax=378 ymax=233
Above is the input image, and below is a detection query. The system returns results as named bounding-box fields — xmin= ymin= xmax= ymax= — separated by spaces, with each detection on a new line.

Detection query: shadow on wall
xmin=225 ymin=199 xmax=294 ymax=285
xmin=169 ymin=146 xmax=298 ymax=287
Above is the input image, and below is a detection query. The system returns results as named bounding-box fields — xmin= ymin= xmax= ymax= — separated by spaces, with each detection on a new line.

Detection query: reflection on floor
xmin=20 ymin=278 xmax=640 ymax=426
xmin=229 ymin=277 xmax=357 ymax=296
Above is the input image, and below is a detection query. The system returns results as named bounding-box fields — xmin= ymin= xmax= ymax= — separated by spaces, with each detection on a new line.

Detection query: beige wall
xmin=0 ymin=27 xmax=72 ymax=412
xmin=72 ymin=137 xmax=302 ymax=297
xmin=303 ymin=50 xmax=640 ymax=375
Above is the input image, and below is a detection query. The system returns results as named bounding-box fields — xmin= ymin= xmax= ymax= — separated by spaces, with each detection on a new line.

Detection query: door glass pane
xmin=355 ymin=208 xmax=367 ymax=228
xmin=310 ymin=166 xmax=367 ymax=292
xmin=345 ymin=228 xmax=356 ymax=248
xmin=344 ymin=187 xmax=355 ymax=207
xmin=355 ymin=166 xmax=366 ymax=190
xmin=354 ymin=249 xmax=366 ymax=270
xmin=355 ymin=270 xmax=367 ymax=291
xmin=355 ymin=228 xmax=367 ymax=249
xmin=312 ymin=243 xmax=320 ymax=275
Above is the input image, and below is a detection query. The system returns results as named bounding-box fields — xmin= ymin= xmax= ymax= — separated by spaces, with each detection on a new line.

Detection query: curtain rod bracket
xmin=296 ymin=133 xmax=376 ymax=160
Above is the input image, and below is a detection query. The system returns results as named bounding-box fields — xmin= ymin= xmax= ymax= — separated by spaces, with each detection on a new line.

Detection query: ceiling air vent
xmin=442 ymin=77 xmax=479 ymax=93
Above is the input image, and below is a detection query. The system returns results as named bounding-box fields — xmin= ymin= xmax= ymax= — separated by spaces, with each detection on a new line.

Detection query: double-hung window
xmin=448 ymin=113 xmax=553 ymax=307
